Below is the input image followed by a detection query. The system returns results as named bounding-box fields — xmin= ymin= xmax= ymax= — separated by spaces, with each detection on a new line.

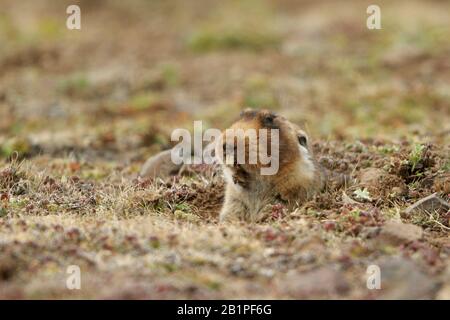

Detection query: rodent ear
xmin=240 ymin=108 xmax=252 ymax=116
xmin=239 ymin=108 xmax=257 ymax=119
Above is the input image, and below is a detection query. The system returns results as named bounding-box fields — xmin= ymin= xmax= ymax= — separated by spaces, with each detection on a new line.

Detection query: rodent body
xmin=216 ymin=109 xmax=324 ymax=222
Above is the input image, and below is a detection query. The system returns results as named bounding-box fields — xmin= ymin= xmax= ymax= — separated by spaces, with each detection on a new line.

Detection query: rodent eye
xmin=297 ymin=135 xmax=307 ymax=147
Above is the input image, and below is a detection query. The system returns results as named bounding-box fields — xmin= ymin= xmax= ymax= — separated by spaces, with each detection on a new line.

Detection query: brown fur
xmin=216 ymin=109 xmax=324 ymax=222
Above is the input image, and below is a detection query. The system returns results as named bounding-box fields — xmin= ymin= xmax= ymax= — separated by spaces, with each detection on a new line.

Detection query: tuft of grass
xmin=174 ymin=203 xmax=192 ymax=213
xmin=187 ymin=28 xmax=280 ymax=52
xmin=129 ymin=93 xmax=160 ymax=111
xmin=442 ymin=160 xmax=450 ymax=172
xmin=0 ymin=206 xmax=7 ymax=217
xmin=409 ymin=144 xmax=425 ymax=172
xmin=376 ymin=145 xmax=399 ymax=155
xmin=37 ymin=19 xmax=62 ymax=40
xmin=0 ymin=137 xmax=33 ymax=159
xmin=411 ymin=210 xmax=449 ymax=232
xmin=174 ymin=210 xmax=200 ymax=223
xmin=159 ymin=63 xmax=179 ymax=87
xmin=57 ymin=74 xmax=91 ymax=97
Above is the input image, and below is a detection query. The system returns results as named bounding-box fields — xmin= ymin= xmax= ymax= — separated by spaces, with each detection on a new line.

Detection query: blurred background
xmin=0 ymin=0 xmax=449 ymax=169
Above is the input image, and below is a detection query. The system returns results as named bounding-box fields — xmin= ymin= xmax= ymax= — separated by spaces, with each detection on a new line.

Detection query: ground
xmin=0 ymin=0 xmax=449 ymax=299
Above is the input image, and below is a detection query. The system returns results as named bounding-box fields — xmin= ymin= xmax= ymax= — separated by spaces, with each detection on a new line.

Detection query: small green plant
xmin=174 ymin=202 xmax=191 ymax=213
xmin=0 ymin=137 xmax=32 ymax=159
xmin=353 ymin=188 xmax=372 ymax=201
xmin=187 ymin=28 xmax=280 ymax=52
xmin=442 ymin=160 xmax=450 ymax=172
xmin=37 ymin=19 xmax=62 ymax=39
xmin=0 ymin=206 xmax=7 ymax=217
xmin=159 ymin=63 xmax=179 ymax=87
xmin=58 ymin=73 xmax=90 ymax=96
xmin=130 ymin=93 xmax=159 ymax=110
xmin=376 ymin=145 xmax=399 ymax=155
xmin=409 ymin=144 xmax=425 ymax=171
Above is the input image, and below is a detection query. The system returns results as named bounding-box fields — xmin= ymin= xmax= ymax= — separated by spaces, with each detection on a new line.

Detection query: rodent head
xmin=215 ymin=109 xmax=314 ymax=178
